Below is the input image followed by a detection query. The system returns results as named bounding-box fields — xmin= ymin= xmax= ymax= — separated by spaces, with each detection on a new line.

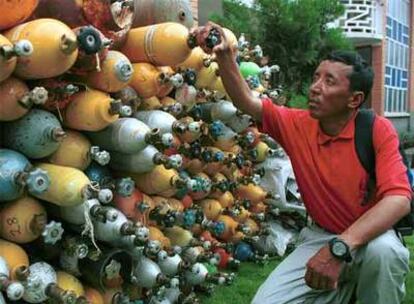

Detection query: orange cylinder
xmin=63 ymin=89 xmax=119 ymax=131
xmin=216 ymin=214 xmax=238 ymax=242
xmin=0 ymin=77 xmax=47 ymax=121
xmin=86 ymin=50 xmax=133 ymax=93
xmin=0 ymin=196 xmax=47 ymax=243
xmin=0 ymin=239 xmax=29 ymax=280
xmin=122 ymin=22 xmax=195 ymax=66
xmin=0 ymin=0 xmax=38 ymax=30
xmin=129 ymin=63 xmax=168 ymax=99
xmin=236 ymin=183 xmax=270 ymax=206
xmin=4 ymin=18 xmax=78 ymax=79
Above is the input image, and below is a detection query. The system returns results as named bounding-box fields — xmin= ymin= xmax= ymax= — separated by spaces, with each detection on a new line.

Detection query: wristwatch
xmin=328 ymin=237 xmax=352 ymax=263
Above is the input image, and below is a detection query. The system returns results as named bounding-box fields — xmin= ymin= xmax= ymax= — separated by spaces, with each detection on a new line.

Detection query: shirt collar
xmin=317 ymin=111 xmax=357 ymax=145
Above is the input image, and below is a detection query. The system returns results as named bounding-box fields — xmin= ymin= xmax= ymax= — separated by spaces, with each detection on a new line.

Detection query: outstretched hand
xmin=304 ymin=244 xmax=344 ymax=290
xmin=191 ymin=22 xmax=233 ymax=55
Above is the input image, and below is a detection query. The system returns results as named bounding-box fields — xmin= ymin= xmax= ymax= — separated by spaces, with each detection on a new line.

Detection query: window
xmin=385 ymin=0 xmax=410 ymax=114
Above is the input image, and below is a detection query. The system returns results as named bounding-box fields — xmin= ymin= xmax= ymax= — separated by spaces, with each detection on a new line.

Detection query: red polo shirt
xmin=260 ymin=98 xmax=412 ymax=233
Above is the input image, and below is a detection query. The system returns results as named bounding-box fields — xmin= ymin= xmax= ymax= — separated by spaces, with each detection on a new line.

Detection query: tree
xmin=210 ymin=0 xmax=354 ymax=101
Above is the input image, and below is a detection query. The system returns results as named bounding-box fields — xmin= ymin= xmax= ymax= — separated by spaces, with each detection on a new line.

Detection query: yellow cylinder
xmin=33 ymin=163 xmax=90 ymax=207
xmin=212 ymin=191 xmax=234 ymax=209
xmin=254 ymin=141 xmax=271 ymax=163
xmin=0 ymin=239 xmax=29 ymax=280
xmin=4 ymin=18 xmax=78 ymax=79
xmin=0 ymin=196 xmax=47 ymax=243
xmin=48 ymin=130 xmax=93 ymax=170
xmin=129 ymin=63 xmax=164 ymax=99
xmin=130 ymin=165 xmax=181 ymax=196
xmin=56 ymin=271 xmax=85 ymax=297
xmin=195 ymin=62 xmax=219 ymax=90
xmin=63 ymin=89 xmax=119 ymax=131
xmin=86 ymin=50 xmax=133 ymax=93
xmin=164 ymin=226 xmax=193 ymax=247
xmin=176 ymin=46 xmax=210 ymax=71
xmin=122 ymin=22 xmax=193 ymax=66
xmin=199 ymin=199 xmax=222 ymax=220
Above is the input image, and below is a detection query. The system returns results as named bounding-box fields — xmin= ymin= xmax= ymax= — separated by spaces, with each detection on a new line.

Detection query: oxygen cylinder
xmin=129 ymin=63 xmax=178 ymax=99
xmin=156 ymin=66 xmax=184 ymax=98
xmin=48 ymin=130 xmax=110 ymax=170
xmin=132 ymin=0 xmax=194 ymax=29
xmin=4 ymin=18 xmax=79 ymax=79
xmin=133 ymin=256 xmax=167 ymax=289
xmin=208 ymin=120 xmax=239 ymax=152
xmin=0 ymin=77 xmax=47 ymax=121
xmin=2 ymin=109 xmax=65 ymax=159
xmin=22 ymin=261 xmax=78 ymax=303
xmin=63 ymin=89 xmax=121 ymax=131
xmin=109 ymin=145 xmax=182 ymax=174
xmin=31 ymin=0 xmax=135 ymax=48
xmin=0 ymin=0 xmax=38 ymax=30
xmin=0 ymin=239 xmax=30 ymax=281
xmin=0 ymin=256 xmax=25 ymax=302
xmin=87 ymin=118 xmax=172 ymax=154
xmin=195 ymin=62 xmax=219 ymax=90
xmin=235 ymin=183 xmax=273 ymax=206
xmin=0 ymin=149 xmax=50 ymax=202
xmin=199 ymin=199 xmax=223 ymax=221
xmin=56 ymin=271 xmax=85 ymax=298
xmin=176 ymin=46 xmax=211 ymax=71
xmin=192 ymin=100 xmax=237 ymax=123
xmin=240 ymin=61 xmax=262 ymax=78
xmin=0 ymin=34 xmax=33 ymax=82
xmin=215 ymin=215 xmax=238 ymax=242
xmin=32 ymin=163 xmax=91 ymax=207
xmin=69 ymin=25 xmax=111 ymax=75
xmin=149 ymin=226 xmax=171 ymax=249
xmin=86 ymin=50 xmax=134 ymax=93
xmin=114 ymin=188 xmax=154 ymax=224
xmin=128 ymin=165 xmax=189 ymax=197
xmin=0 ymin=196 xmax=47 ymax=243
xmin=122 ymin=22 xmax=194 ymax=66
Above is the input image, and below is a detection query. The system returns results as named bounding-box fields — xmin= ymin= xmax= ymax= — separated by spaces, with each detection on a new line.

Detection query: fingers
xmin=192 ymin=23 xmax=230 ymax=55
xmin=304 ymin=268 xmax=337 ymax=290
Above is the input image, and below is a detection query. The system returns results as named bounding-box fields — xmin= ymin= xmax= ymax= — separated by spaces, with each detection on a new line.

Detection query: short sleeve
xmin=373 ymin=117 xmax=412 ymax=200
xmin=258 ymin=97 xmax=308 ymax=153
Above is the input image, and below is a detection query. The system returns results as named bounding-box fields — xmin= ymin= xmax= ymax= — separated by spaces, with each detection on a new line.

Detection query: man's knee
xmin=363 ymin=231 xmax=409 ymax=268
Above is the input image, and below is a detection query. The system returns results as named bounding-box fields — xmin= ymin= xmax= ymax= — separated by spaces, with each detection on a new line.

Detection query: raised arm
xmin=193 ymin=23 xmax=263 ymax=122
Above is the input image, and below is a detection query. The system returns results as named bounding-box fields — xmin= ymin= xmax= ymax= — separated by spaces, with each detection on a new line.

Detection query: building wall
xmin=190 ymin=0 xmax=199 ymax=25
xmin=197 ymin=0 xmax=223 ymax=25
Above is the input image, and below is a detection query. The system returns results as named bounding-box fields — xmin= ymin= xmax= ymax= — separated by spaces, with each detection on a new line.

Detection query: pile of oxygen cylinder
xmin=0 ymin=0 xmax=305 ymax=303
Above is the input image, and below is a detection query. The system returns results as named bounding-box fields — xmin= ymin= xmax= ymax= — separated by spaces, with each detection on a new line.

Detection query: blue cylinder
xmin=234 ymin=242 xmax=254 ymax=262
xmin=0 ymin=149 xmax=50 ymax=202
xmin=2 ymin=109 xmax=65 ymax=159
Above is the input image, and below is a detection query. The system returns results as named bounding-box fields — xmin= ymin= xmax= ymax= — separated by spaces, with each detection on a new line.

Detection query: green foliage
xmin=209 ymin=0 xmax=261 ymax=42
xmin=210 ymin=0 xmax=355 ymax=106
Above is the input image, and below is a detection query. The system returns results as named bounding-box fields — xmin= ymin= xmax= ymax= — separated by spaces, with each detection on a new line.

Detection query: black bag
xmin=355 ymin=109 xmax=414 ymax=236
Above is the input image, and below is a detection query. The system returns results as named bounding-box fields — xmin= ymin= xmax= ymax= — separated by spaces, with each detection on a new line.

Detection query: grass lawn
xmin=203 ymin=236 xmax=414 ymax=304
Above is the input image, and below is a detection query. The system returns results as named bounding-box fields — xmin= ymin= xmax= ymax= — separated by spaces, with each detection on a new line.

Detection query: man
xmin=193 ymin=23 xmax=412 ymax=304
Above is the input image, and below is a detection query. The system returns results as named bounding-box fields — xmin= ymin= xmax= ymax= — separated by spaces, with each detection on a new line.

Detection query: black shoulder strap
xmin=355 ymin=109 xmax=376 ymax=179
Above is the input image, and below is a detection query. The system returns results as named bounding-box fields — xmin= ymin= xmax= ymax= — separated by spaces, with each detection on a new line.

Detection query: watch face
xmin=332 ymin=241 xmax=347 ymax=256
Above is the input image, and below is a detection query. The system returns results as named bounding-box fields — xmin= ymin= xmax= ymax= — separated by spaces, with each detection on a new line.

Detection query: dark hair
xmin=325 ymin=50 xmax=374 ymax=103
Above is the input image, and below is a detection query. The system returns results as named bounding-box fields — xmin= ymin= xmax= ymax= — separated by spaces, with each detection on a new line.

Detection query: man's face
xmin=308 ymin=60 xmax=356 ymax=120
